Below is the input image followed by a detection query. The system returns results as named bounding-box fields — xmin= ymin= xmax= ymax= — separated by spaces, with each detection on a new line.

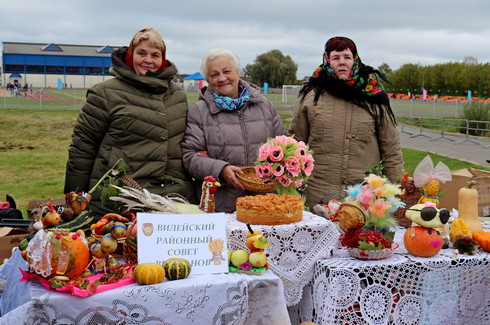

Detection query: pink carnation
xmin=258 ymin=143 xmax=274 ymax=161
xmin=295 ymin=146 xmax=308 ymax=159
xmin=284 ymin=156 xmax=301 ymax=177
xmin=273 ymin=135 xmax=297 ymax=146
xmin=277 ymin=175 xmax=293 ymax=187
xmin=272 ymin=164 xmax=285 ymax=177
xmin=255 ymin=163 xmax=273 ymax=178
xmin=301 ymin=155 xmax=314 ymax=176
xmin=269 ymin=145 xmax=284 ymax=162
xmin=293 ymin=180 xmax=303 ymax=188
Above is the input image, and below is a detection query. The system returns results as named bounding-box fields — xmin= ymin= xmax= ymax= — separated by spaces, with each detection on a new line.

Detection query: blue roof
xmin=184 ymin=72 xmax=204 ymax=80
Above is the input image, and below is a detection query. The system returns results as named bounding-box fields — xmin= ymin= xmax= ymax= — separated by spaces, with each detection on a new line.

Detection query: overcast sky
xmin=2 ymin=0 xmax=489 ymax=79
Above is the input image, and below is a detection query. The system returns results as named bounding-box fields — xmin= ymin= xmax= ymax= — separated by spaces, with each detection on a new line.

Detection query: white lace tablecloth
xmin=289 ymin=228 xmax=490 ymax=325
xmin=226 ymin=211 xmax=340 ymax=306
xmin=0 ymin=250 xmax=291 ymax=325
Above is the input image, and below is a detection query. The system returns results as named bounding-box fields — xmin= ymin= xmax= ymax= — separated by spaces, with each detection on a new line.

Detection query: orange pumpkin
xmin=404 ymin=226 xmax=444 ymax=257
xmin=473 ymin=230 xmax=490 ymax=252
xmin=26 ymin=232 xmax=90 ymax=278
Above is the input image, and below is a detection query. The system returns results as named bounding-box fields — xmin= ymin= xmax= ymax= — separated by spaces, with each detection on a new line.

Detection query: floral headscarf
xmin=312 ymin=37 xmax=385 ymax=96
xmin=301 ymin=36 xmax=396 ymax=127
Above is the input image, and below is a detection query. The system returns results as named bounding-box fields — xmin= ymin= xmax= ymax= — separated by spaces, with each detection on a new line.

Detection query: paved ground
xmin=398 ymin=125 xmax=490 ymax=167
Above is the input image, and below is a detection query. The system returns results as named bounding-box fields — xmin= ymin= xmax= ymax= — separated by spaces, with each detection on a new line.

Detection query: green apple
xmin=230 ymin=249 xmax=249 ymax=267
xmin=248 ymin=251 xmax=267 ymax=267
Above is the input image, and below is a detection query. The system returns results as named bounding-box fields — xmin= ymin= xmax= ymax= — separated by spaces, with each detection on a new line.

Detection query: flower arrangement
xmin=255 ymin=135 xmax=314 ymax=196
xmin=339 ymin=174 xmax=405 ymax=254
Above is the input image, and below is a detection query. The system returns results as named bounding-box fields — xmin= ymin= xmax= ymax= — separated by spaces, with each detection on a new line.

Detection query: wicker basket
xmin=236 ymin=166 xmax=275 ymax=193
xmin=336 ymin=203 xmax=366 ymax=232
xmin=123 ymin=222 xmax=137 ymax=264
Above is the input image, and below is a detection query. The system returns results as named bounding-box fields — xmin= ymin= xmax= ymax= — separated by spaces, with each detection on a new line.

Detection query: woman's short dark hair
xmin=325 ymin=37 xmax=357 ymax=56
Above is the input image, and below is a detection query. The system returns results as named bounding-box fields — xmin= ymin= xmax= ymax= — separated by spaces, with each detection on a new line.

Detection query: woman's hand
xmin=220 ymin=165 xmax=245 ymax=190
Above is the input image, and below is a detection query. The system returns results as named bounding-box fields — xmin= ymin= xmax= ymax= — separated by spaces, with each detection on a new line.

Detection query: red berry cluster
xmin=340 ymin=229 xmax=392 ymax=249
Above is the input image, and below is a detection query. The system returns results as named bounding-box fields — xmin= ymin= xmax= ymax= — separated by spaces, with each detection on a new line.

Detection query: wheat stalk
xmin=208 ymin=238 xmax=224 ymax=252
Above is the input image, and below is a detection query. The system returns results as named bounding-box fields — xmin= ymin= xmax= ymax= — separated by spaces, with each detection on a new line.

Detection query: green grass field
xmin=1 ymin=90 xmax=488 ymax=215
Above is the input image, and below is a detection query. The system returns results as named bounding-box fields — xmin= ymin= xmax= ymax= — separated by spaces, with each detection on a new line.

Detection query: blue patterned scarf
xmin=212 ymin=85 xmax=250 ymax=111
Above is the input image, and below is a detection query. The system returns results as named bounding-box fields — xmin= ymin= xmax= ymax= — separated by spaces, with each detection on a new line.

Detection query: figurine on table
xmin=413 ymin=155 xmax=452 ymax=207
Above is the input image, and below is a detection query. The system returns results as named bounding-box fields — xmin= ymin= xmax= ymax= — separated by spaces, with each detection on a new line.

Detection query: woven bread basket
xmin=336 ymin=203 xmax=366 ymax=232
xmin=236 ymin=166 xmax=275 ymax=193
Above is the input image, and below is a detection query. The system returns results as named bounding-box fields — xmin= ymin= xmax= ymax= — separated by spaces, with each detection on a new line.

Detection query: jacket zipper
xmin=237 ymin=109 xmax=250 ymax=166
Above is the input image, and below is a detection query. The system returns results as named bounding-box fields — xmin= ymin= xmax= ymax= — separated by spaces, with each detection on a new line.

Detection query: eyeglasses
xmin=407 ymin=207 xmax=450 ymax=224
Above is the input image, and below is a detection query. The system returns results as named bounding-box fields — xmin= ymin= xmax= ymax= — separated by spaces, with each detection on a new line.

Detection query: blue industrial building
xmin=2 ymin=42 xmax=120 ymax=88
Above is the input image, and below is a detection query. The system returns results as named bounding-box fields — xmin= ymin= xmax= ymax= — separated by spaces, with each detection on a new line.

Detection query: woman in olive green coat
xmin=64 ymin=28 xmax=197 ymax=216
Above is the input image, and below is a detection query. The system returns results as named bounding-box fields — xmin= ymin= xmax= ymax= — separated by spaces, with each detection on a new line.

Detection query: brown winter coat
xmin=181 ymin=80 xmax=286 ymax=213
xmin=64 ymin=47 xmax=197 ymax=216
xmin=289 ymin=91 xmax=404 ymax=209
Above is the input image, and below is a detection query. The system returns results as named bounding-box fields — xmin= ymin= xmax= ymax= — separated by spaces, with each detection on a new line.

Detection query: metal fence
xmin=398 ymin=115 xmax=490 ymax=147
xmin=1 ymin=89 xmax=490 ymax=147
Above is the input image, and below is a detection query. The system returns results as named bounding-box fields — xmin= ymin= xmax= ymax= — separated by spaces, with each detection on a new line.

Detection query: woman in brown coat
xmin=289 ymin=36 xmax=404 ymax=210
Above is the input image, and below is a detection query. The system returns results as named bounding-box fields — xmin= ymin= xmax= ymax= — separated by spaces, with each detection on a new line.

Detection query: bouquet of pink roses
xmin=255 ymin=135 xmax=314 ymax=195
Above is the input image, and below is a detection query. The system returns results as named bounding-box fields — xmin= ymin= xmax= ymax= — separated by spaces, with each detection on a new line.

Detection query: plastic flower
xmin=365 ymin=174 xmax=386 ymax=189
xmin=255 ymin=163 xmax=273 ymax=178
xmin=256 ymin=136 xmax=314 ymax=189
xmin=345 ymin=184 xmax=363 ymax=198
xmin=301 ymin=155 xmax=314 ymax=176
xmin=357 ymin=186 xmax=374 ymax=209
xmin=383 ymin=183 xmax=402 ymax=198
xmin=284 ymin=156 xmax=301 ymax=177
xmin=274 ymin=135 xmax=296 ymax=146
xmin=258 ymin=143 xmax=274 ymax=161
xmin=277 ymin=175 xmax=293 ymax=187
xmin=239 ymin=262 xmax=253 ymax=270
xmin=272 ymin=164 xmax=285 ymax=177
xmin=368 ymin=198 xmax=392 ymax=219
xmin=269 ymin=145 xmax=284 ymax=162
xmin=344 ymin=173 xmax=403 ymax=232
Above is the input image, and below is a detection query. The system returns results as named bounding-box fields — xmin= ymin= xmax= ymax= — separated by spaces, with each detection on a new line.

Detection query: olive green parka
xmin=64 ymin=47 xmax=197 ymax=216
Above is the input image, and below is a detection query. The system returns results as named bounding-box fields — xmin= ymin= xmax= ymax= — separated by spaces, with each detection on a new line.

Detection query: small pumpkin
xmin=449 ymin=219 xmax=472 ymax=243
xmin=457 ymin=180 xmax=483 ymax=234
xmin=404 ymin=226 xmax=443 ymax=257
xmin=163 ymin=258 xmax=191 ymax=280
xmin=134 ymin=263 xmax=165 ymax=285
xmin=473 ymin=230 xmax=490 ymax=252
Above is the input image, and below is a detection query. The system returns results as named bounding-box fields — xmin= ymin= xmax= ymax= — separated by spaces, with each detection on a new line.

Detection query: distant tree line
xmin=194 ymin=49 xmax=489 ymax=98
xmin=380 ymin=56 xmax=490 ymax=98
xmin=243 ymin=49 xmax=298 ymax=88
